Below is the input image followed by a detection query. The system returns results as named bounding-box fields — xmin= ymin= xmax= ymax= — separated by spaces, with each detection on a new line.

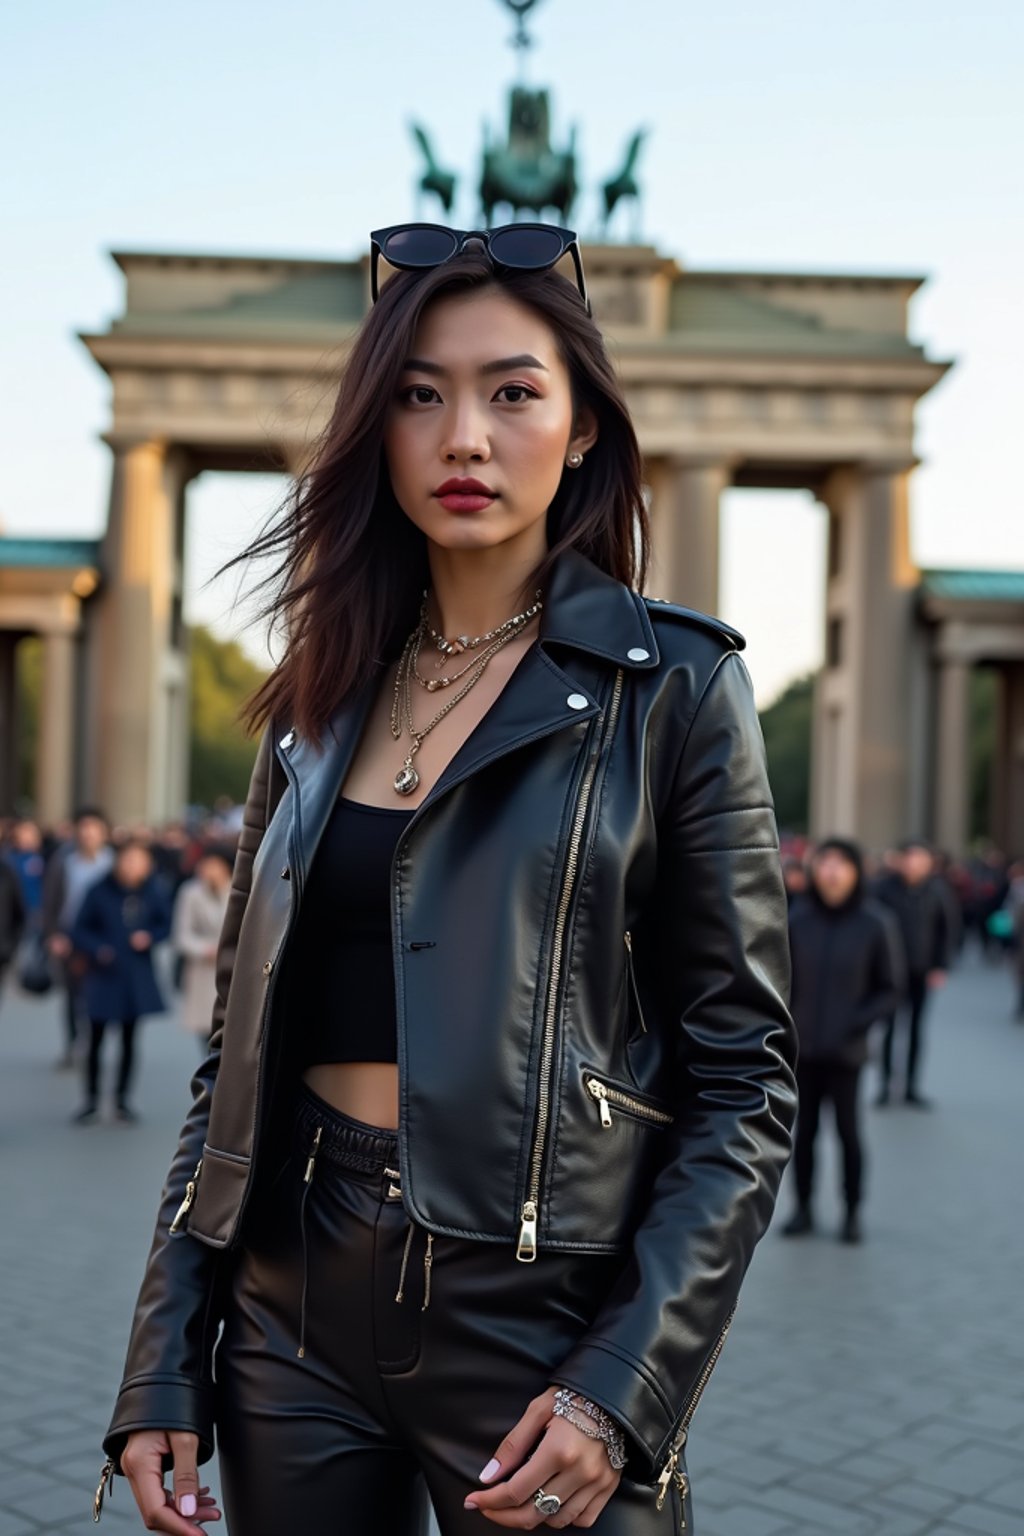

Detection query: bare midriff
xmin=301 ymin=1061 xmax=401 ymax=1129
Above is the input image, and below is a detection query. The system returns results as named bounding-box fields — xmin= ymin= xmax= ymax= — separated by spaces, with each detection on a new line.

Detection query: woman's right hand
xmin=120 ymin=1430 xmax=222 ymax=1533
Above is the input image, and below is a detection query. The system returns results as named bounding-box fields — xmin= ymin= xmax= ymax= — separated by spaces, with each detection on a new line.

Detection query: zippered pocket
xmin=623 ymin=930 xmax=649 ymax=1036
xmin=582 ymin=1069 xmax=674 ymax=1130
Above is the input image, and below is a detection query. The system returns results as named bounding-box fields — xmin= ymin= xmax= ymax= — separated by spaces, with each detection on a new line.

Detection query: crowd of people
xmin=0 ymin=803 xmax=1021 ymax=1210
xmin=778 ymin=833 xmax=1023 ymax=1245
xmin=0 ymin=806 xmax=236 ymax=1122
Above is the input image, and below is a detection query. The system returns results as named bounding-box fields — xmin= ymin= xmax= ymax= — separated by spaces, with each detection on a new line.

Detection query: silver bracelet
xmin=551 ymin=1387 xmax=628 ymax=1470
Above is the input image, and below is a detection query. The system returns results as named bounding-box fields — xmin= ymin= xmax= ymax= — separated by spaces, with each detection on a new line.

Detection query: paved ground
xmin=1 ymin=947 xmax=1022 ymax=1535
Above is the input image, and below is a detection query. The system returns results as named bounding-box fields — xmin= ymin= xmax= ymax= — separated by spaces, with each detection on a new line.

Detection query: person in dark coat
xmin=0 ymin=855 xmax=27 ymax=1008
xmin=783 ymin=837 xmax=903 ymax=1243
xmin=873 ymin=838 xmax=953 ymax=1107
xmin=69 ymin=840 xmax=172 ymax=1124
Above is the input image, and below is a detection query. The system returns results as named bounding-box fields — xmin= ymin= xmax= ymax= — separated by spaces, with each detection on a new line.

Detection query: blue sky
xmin=2 ymin=0 xmax=1021 ymax=704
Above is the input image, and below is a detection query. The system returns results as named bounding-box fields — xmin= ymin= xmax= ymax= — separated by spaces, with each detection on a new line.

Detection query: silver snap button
xmin=627 ymin=647 xmax=650 ymax=662
xmin=280 ymin=866 xmax=290 ymax=880
xmin=262 ymin=959 xmax=274 ymax=976
xmin=279 ymin=729 xmax=295 ymax=750
xmin=566 ymin=693 xmax=589 ymax=711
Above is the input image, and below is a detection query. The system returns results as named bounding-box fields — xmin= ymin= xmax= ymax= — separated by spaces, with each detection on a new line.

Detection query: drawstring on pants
xmin=296 ymin=1125 xmax=322 ymax=1359
xmin=394 ymin=1219 xmax=435 ymax=1311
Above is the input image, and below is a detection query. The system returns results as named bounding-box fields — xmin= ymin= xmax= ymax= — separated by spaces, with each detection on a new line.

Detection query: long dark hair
xmin=221 ymin=254 xmax=649 ymax=742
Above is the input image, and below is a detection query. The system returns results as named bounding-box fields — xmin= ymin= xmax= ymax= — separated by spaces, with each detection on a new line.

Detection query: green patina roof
xmin=112 ymin=268 xmax=366 ymax=340
xmin=667 ymin=282 xmax=922 ymax=358
xmin=920 ymin=569 xmax=1024 ymax=603
xmin=0 ymin=537 xmax=102 ymax=569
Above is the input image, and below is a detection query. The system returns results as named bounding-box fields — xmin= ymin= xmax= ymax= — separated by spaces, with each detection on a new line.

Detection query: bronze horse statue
xmin=601 ymin=128 xmax=648 ymax=238
xmin=409 ymin=122 xmax=458 ymax=216
xmin=479 ymin=86 xmax=577 ymax=226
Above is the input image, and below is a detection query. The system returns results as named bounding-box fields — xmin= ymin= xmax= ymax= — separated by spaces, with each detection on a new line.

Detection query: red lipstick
xmin=433 ymin=476 xmax=498 ymax=514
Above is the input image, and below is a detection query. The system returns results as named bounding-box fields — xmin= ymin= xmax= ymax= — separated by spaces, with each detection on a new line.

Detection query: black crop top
xmin=290 ymin=795 xmax=415 ymax=1066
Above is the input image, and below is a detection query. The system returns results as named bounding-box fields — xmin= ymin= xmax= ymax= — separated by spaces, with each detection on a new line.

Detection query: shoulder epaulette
xmin=642 ymin=595 xmax=747 ymax=651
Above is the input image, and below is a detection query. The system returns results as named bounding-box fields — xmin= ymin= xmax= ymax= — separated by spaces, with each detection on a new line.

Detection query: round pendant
xmin=394 ymin=762 xmax=420 ymax=796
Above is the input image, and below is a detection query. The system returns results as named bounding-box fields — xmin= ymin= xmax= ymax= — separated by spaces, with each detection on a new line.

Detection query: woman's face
xmin=383 ymin=286 xmax=596 ymax=560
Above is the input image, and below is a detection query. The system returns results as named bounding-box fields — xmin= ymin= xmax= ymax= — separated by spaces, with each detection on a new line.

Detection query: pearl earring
xmin=567 ymin=451 xmax=584 ymax=468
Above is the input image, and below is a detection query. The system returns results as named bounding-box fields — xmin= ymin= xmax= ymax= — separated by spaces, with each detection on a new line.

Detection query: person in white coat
xmin=171 ymin=850 xmax=233 ymax=1051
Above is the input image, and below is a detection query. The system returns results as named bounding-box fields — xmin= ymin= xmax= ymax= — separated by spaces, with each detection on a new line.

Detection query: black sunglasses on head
xmin=369 ymin=222 xmax=590 ymax=315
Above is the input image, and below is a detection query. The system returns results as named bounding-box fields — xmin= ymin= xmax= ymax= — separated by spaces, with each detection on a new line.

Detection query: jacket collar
xmin=538 ymin=546 xmax=660 ymax=672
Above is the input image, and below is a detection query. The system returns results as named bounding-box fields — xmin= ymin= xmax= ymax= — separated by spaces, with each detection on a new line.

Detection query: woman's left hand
xmin=464 ymin=1386 xmax=621 ymax=1528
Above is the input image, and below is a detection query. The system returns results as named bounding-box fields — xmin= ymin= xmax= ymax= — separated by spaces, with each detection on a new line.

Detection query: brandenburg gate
xmin=9 ymin=242 xmax=1020 ymax=854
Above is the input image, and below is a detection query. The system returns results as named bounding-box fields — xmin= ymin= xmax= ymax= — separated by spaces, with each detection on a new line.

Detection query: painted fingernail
xmin=479 ymin=1458 xmax=501 ymax=1482
xmin=179 ymin=1493 xmax=197 ymax=1517
xmin=464 ymin=1498 xmax=479 ymax=1509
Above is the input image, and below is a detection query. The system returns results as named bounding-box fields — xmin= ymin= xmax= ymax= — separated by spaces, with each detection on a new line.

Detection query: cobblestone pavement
xmin=1 ymin=947 xmax=1022 ymax=1535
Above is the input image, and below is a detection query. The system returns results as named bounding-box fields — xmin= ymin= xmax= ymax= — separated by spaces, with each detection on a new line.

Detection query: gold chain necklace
xmin=389 ymin=590 xmax=543 ymax=796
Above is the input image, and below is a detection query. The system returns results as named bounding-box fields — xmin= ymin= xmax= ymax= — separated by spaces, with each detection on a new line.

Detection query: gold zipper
xmin=168 ymin=1157 xmax=204 ymax=1234
xmin=623 ymin=929 xmax=648 ymax=1033
xmin=584 ymin=1074 xmax=673 ymax=1129
xmin=655 ymin=1305 xmax=736 ymax=1516
xmin=93 ymin=1456 xmax=115 ymax=1521
xmin=517 ymin=669 xmax=625 ymax=1262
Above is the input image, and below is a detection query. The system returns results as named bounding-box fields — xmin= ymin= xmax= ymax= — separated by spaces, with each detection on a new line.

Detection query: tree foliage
xmin=188 ymin=626 xmax=269 ymax=807
xmin=758 ymin=672 xmax=815 ymax=835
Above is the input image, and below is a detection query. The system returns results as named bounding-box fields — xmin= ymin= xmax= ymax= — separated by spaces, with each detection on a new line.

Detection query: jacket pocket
xmin=581 ymin=1067 xmax=674 ymax=1130
xmin=622 ymin=930 xmax=649 ymax=1038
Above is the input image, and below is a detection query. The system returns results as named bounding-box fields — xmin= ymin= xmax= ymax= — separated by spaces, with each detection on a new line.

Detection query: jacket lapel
xmin=273 ymin=548 xmax=660 ymax=877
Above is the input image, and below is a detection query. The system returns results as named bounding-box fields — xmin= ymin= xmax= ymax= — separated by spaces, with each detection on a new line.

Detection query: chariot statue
xmin=407 ymin=0 xmax=647 ymax=238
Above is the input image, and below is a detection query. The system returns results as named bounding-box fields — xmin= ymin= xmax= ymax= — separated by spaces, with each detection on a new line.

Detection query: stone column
xmin=810 ymin=464 xmax=918 ymax=851
xmin=35 ymin=629 xmax=76 ymax=826
xmin=645 ymin=458 xmax=729 ymax=614
xmin=933 ymin=658 xmax=971 ymax=855
xmin=0 ymin=632 xmax=19 ymax=814
xmin=992 ymin=664 xmax=1024 ymax=857
xmin=89 ymin=438 xmax=190 ymax=825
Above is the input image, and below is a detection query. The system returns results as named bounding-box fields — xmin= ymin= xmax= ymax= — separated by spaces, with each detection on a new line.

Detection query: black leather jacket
xmin=98 ymin=548 xmax=796 ymax=1507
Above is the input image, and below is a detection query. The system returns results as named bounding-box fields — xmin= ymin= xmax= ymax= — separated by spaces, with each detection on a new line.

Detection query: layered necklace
xmin=390 ymin=587 xmax=543 ymax=796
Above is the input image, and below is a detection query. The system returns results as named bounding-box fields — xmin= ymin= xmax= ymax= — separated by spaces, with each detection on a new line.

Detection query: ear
xmin=567 ymin=405 xmax=599 ymax=462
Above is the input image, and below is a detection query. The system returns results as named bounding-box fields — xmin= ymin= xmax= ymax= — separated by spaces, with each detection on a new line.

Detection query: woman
xmin=171 ymin=848 xmax=234 ymax=1053
xmin=95 ymin=224 xmax=796 ymax=1534
xmin=70 ymin=839 xmax=171 ymax=1123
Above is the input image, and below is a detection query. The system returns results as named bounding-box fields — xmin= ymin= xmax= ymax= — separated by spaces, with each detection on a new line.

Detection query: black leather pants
xmin=213 ymin=1082 xmax=686 ymax=1535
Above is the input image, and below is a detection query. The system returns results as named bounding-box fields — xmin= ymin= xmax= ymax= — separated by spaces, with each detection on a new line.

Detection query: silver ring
xmin=533 ymin=1487 xmax=562 ymax=1516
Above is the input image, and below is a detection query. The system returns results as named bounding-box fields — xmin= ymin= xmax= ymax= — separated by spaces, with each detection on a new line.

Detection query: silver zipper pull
xmin=516 ymin=1200 xmax=538 ymax=1261
xmin=655 ymin=1450 xmax=677 ymax=1512
xmin=304 ymin=1125 xmax=322 ymax=1183
xmin=421 ymin=1232 xmax=434 ymax=1310
xmin=169 ymin=1159 xmax=203 ymax=1234
xmin=624 ymin=929 xmax=633 ymax=952
xmin=586 ymin=1078 xmax=614 ymax=1128
xmin=93 ymin=1456 xmax=115 ymax=1521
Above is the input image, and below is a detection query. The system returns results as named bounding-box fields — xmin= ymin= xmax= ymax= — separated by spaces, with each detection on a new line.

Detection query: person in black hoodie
xmin=784 ymin=837 xmax=903 ymax=1243
xmin=873 ymin=838 xmax=953 ymax=1108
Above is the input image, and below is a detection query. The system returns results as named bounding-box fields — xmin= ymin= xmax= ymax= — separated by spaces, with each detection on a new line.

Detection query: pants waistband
xmin=294 ymin=1080 xmax=400 ymax=1179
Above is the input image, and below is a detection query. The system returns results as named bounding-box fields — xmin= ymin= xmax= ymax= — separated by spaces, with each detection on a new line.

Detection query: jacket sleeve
xmin=551 ymin=650 xmax=797 ymax=1485
xmin=146 ymin=879 xmax=174 ymax=947
xmin=70 ymin=885 xmax=108 ymax=959
xmin=101 ymin=724 xmax=276 ymax=1476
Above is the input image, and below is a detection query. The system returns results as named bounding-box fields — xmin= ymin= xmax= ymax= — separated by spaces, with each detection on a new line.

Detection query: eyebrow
xmin=401 ymin=353 xmax=549 ymax=376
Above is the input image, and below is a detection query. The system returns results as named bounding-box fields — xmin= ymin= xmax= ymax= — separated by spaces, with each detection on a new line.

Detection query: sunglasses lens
xmin=488 ymin=228 xmax=565 ymax=268
xmin=383 ymin=227 xmax=459 ymax=267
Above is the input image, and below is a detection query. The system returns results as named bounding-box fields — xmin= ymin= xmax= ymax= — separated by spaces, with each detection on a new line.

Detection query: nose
xmin=440 ymin=397 xmax=491 ymax=465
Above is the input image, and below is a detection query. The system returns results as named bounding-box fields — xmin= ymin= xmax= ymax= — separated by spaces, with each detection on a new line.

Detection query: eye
xmin=399 ymin=384 xmax=441 ymax=406
xmin=494 ymin=383 xmax=539 ymax=405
